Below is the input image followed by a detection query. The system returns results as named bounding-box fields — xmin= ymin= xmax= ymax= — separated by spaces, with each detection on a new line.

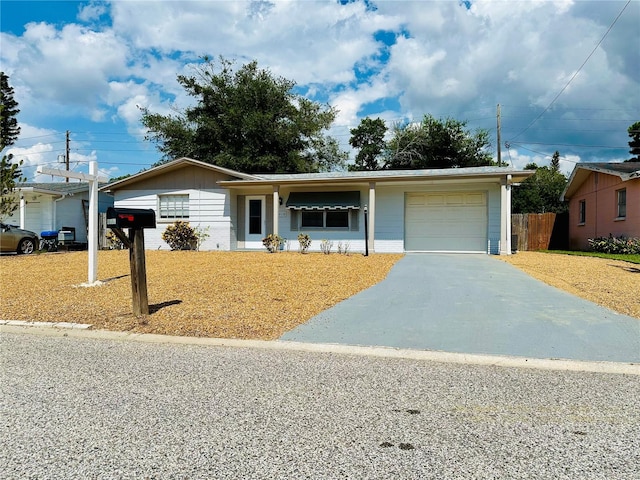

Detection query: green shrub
xmin=588 ymin=235 xmax=640 ymax=255
xmin=162 ymin=221 xmax=199 ymax=250
xmin=262 ymin=233 xmax=284 ymax=253
xmin=298 ymin=233 xmax=311 ymax=254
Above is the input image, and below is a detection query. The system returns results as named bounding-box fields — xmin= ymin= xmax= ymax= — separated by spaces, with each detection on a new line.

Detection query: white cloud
xmin=1 ymin=0 xmax=637 ymax=175
xmin=6 ymin=22 xmax=129 ymax=109
xmin=77 ymin=1 xmax=108 ymax=22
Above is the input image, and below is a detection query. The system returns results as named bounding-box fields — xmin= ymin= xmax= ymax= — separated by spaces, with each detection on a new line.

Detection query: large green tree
xmin=627 ymin=121 xmax=640 ymax=162
xmin=141 ymin=57 xmax=345 ymax=174
xmin=384 ymin=114 xmax=494 ymax=169
xmin=348 ymin=117 xmax=387 ymax=171
xmin=1 ymin=72 xmax=24 ymax=220
xmin=512 ymin=154 xmax=568 ymax=214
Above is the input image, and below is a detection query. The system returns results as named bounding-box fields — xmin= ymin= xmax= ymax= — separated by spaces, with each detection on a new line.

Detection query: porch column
xmin=499 ymin=175 xmax=510 ymax=255
xmin=272 ymin=185 xmax=279 ymax=236
xmin=368 ymin=182 xmax=376 ymax=253
xmin=506 ymin=174 xmax=512 ymax=254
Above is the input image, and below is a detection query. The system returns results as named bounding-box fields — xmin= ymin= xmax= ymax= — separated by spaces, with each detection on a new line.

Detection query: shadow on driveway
xmin=281 ymin=254 xmax=640 ymax=363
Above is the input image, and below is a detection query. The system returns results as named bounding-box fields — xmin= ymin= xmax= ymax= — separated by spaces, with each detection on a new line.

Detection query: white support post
xmin=88 ymin=160 xmax=98 ymax=283
xmin=19 ymin=195 xmax=26 ymax=229
xmin=368 ymin=182 xmax=376 ymax=253
xmin=37 ymin=161 xmax=107 ymax=286
xmin=272 ymin=185 xmax=279 ymax=237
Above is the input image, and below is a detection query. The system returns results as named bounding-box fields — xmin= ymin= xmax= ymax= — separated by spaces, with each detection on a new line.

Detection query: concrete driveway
xmin=280 ymin=254 xmax=640 ymax=363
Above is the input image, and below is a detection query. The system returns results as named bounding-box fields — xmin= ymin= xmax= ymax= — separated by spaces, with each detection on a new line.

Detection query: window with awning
xmin=285 ymin=191 xmax=360 ymax=210
xmin=286 ymin=191 xmax=360 ymax=231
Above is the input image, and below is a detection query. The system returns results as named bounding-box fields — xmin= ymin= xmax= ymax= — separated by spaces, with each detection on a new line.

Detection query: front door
xmin=245 ymin=196 xmax=266 ymax=249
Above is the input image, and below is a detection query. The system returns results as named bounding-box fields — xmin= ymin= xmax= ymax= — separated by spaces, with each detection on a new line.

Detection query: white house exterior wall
xmin=5 ymin=195 xmax=53 ymax=234
xmin=274 ymin=186 xmax=368 ymax=253
xmin=373 ymin=187 xmax=405 ymax=253
xmin=113 ymin=188 xmax=231 ymax=251
xmin=373 ymin=183 xmax=502 ymax=254
xmin=56 ymin=194 xmax=87 ymax=243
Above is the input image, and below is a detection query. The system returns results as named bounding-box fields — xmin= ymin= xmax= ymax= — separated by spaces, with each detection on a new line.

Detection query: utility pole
xmin=65 ymin=130 xmax=70 ymax=182
xmin=496 ymin=104 xmax=502 ymax=167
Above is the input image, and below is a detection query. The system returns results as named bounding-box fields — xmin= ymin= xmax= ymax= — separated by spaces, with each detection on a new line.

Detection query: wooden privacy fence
xmin=511 ymin=212 xmax=568 ymax=251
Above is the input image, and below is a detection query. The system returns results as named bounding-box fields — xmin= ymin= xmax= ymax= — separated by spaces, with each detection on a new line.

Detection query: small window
xmin=301 ymin=211 xmax=324 ymax=228
xmin=326 ymin=211 xmax=349 ymax=228
xmin=578 ymin=200 xmax=586 ymax=224
xmin=300 ymin=209 xmax=350 ymax=229
xmin=617 ymin=189 xmax=626 ymax=219
xmin=159 ymin=194 xmax=189 ymax=220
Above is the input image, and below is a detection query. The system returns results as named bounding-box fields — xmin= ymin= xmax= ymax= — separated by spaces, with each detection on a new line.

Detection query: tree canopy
xmin=1 ymin=72 xmax=24 ymax=220
xmin=627 ymin=121 xmax=640 ymax=162
xmin=383 ymin=114 xmax=494 ymax=170
xmin=348 ymin=117 xmax=387 ymax=171
xmin=511 ymin=153 xmax=568 ymax=214
xmin=141 ymin=57 xmax=346 ymax=174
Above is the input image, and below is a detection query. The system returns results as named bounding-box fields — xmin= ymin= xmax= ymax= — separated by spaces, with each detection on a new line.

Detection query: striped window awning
xmin=285 ymin=191 xmax=360 ymax=210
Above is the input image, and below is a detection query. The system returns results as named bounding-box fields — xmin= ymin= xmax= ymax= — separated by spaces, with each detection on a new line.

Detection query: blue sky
xmin=1 ymin=0 xmax=638 ymax=182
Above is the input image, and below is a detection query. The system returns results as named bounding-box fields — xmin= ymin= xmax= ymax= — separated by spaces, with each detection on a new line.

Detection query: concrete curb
xmin=1 ymin=323 xmax=638 ymax=375
xmin=0 ymin=320 xmax=93 ymax=329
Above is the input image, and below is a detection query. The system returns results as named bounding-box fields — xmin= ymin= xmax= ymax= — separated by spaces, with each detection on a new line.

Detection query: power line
xmin=510 ymin=141 xmax=627 ymax=149
xmin=509 ymin=0 xmax=632 ymax=142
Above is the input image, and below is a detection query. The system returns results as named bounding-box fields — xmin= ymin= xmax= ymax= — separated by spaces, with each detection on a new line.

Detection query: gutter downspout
xmin=53 ymin=194 xmax=67 ymax=230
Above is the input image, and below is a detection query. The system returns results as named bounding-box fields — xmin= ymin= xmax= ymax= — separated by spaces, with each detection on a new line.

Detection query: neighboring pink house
xmin=561 ymin=162 xmax=640 ymax=250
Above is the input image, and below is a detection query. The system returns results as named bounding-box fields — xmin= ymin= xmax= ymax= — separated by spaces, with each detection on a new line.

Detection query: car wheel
xmin=17 ymin=238 xmax=36 ymax=255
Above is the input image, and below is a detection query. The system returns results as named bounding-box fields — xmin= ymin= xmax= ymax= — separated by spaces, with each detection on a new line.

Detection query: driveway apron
xmin=280 ymin=254 xmax=640 ymax=363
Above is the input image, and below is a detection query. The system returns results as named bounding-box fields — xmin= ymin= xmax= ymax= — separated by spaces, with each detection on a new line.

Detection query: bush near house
xmin=588 ymin=235 xmax=640 ymax=255
xmin=262 ymin=234 xmax=284 ymax=253
xmin=162 ymin=221 xmax=199 ymax=250
xmin=298 ymin=233 xmax=311 ymax=253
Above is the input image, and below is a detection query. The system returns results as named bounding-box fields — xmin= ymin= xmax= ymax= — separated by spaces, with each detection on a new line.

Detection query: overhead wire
xmin=508 ymin=0 xmax=632 ymax=142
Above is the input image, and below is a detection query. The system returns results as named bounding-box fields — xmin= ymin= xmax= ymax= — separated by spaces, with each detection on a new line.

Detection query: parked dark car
xmin=0 ymin=223 xmax=39 ymax=254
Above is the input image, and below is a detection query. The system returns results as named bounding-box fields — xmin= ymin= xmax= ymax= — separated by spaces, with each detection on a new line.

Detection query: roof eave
xmin=100 ymin=157 xmax=261 ymax=192
xmin=219 ymin=170 xmax=534 ymax=188
xmin=561 ymin=164 xmax=640 ymax=200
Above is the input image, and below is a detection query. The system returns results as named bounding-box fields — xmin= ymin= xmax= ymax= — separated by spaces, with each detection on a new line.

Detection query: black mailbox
xmin=107 ymin=207 xmax=156 ymax=229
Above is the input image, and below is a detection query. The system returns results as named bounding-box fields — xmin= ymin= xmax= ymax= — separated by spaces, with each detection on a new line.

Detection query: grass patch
xmin=539 ymin=250 xmax=640 ymax=265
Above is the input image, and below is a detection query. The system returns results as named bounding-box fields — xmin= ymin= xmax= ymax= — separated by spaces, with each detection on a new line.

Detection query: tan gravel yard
xmin=1 ymin=251 xmax=402 ymax=339
xmin=1 ymin=250 xmax=638 ymax=340
xmin=500 ymin=251 xmax=639 ymax=320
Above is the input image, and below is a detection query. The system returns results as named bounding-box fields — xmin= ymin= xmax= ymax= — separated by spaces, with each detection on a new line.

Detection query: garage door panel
xmin=405 ymin=192 xmax=487 ymax=252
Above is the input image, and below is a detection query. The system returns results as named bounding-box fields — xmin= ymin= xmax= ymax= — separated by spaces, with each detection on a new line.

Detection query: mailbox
xmin=107 ymin=207 xmax=156 ymax=229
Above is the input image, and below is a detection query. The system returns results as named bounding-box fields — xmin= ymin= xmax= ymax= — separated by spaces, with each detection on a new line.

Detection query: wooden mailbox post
xmin=106 ymin=207 xmax=156 ymax=316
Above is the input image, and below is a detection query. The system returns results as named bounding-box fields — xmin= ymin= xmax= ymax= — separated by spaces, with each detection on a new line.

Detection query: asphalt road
xmin=1 ymin=329 xmax=639 ymax=479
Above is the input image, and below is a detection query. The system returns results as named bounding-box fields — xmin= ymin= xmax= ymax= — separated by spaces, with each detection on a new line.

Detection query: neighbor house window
xmin=578 ymin=200 xmax=586 ymax=224
xmin=616 ymin=189 xmax=626 ymax=219
xmin=159 ymin=194 xmax=189 ymax=220
xmin=300 ymin=209 xmax=349 ymax=229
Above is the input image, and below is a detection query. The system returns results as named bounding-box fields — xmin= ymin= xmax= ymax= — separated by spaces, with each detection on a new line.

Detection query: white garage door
xmin=405 ymin=192 xmax=487 ymax=252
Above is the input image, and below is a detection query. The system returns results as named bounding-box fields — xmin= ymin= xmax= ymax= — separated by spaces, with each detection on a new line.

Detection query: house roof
xmin=222 ymin=166 xmax=534 ymax=187
xmin=99 ymin=156 xmax=534 ymax=191
xmin=561 ymin=162 xmax=640 ymax=200
xmin=100 ymin=157 xmax=260 ymax=192
xmin=17 ymin=182 xmax=92 ymax=197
